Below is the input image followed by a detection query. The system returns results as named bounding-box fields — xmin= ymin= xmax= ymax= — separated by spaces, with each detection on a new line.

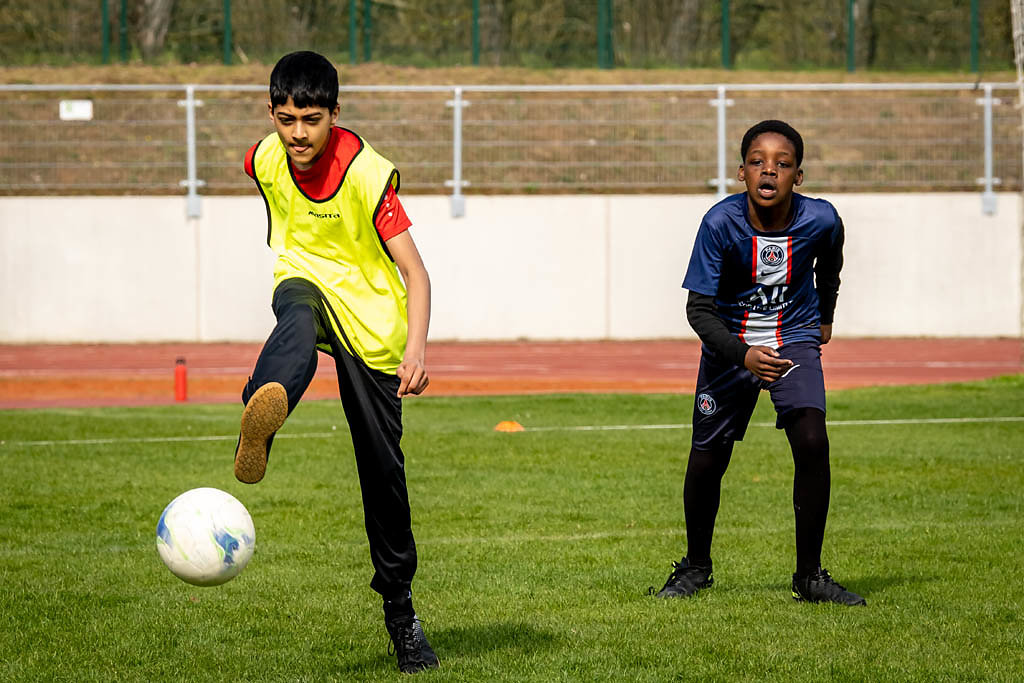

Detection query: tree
xmin=139 ymin=0 xmax=174 ymax=60
xmin=664 ymin=0 xmax=703 ymax=66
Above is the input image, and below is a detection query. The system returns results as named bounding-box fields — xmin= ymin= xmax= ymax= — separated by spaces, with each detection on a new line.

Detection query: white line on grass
xmin=821 ymin=416 xmax=1024 ymax=426
xmin=2 ymin=432 xmax=342 ymax=448
xmin=420 ymin=516 xmax=1024 ymax=547
xmin=37 ymin=408 xmax=237 ymax=422
xmin=3 ymin=416 xmax=1022 ymax=448
xmin=524 ymin=416 xmax=1024 ymax=432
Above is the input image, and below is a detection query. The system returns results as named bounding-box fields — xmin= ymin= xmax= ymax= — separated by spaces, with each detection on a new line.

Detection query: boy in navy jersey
xmin=654 ymin=120 xmax=865 ymax=606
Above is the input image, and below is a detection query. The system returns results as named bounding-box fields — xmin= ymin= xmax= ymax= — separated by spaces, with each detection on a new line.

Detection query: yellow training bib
xmin=251 ymin=130 xmax=407 ymax=373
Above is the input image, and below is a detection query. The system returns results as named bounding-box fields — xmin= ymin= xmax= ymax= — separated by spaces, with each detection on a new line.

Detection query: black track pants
xmin=242 ymin=277 xmax=417 ymax=599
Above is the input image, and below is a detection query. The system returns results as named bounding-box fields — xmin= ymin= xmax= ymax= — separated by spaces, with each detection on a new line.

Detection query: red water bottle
xmin=174 ymin=358 xmax=187 ymax=402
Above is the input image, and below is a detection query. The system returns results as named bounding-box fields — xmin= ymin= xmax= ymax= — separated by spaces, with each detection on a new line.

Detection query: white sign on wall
xmin=59 ymin=100 xmax=94 ymax=121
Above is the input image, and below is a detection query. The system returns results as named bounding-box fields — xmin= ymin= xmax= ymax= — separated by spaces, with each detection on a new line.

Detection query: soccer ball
xmin=156 ymin=487 xmax=256 ymax=587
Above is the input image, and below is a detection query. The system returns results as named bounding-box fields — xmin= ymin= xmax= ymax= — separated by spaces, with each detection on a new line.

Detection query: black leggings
xmin=684 ymin=407 xmax=829 ymax=577
xmin=243 ymin=277 xmax=417 ymax=599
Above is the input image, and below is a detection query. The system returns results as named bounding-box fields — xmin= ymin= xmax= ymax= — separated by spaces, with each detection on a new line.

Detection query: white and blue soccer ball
xmin=156 ymin=487 xmax=255 ymax=587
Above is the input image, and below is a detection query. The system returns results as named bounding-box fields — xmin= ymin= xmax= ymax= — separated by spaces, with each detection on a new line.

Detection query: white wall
xmin=824 ymin=194 xmax=1021 ymax=337
xmin=0 ymin=193 xmax=1019 ymax=343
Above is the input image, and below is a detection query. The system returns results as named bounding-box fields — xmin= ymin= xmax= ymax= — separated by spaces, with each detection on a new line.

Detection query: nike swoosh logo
xmin=780 ymin=363 xmax=801 ymax=379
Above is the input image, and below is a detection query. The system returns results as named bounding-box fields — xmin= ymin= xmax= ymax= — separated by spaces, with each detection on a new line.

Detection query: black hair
xmin=740 ymin=120 xmax=803 ymax=167
xmin=269 ymin=51 xmax=339 ymax=110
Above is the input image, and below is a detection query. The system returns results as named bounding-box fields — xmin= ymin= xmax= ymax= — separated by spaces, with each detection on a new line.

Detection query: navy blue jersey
xmin=683 ymin=193 xmax=843 ymax=348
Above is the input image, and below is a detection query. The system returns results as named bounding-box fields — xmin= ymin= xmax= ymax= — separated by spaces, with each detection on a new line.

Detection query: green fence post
xmin=607 ymin=0 xmax=614 ymax=68
xmin=847 ymin=0 xmax=855 ymax=72
xmin=119 ymin=0 xmax=127 ymax=62
xmin=223 ymin=0 xmax=232 ymax=65
xmin=363 ymin=0 xmax=372 ymax=62
xmin=597 ymin=0 xmax=613 ymax=69
xmin=472 ymin=0 xmax=480 ymax=65
xmin=349 ymin=0 xmax=358 ymax=64
xmin=970 ymin=0 xmax=979 ymax=72
xmin=721 ymin=0 xmax=731 ymax=69
xmin=101 ymin=0 xmax=110 ymax=64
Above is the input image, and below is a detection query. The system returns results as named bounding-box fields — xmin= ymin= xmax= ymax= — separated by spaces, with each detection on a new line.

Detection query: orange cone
xmin=494 ymin=420 xmax=524 ymax=432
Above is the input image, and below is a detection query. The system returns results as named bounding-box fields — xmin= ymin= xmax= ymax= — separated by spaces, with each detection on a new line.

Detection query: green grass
xmin=2 ymin=376 xmax=1023 ymax=681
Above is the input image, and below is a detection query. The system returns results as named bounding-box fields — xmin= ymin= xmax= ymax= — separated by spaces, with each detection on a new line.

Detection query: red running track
xmin=0 ymin=338 xmax=1021 ymax=409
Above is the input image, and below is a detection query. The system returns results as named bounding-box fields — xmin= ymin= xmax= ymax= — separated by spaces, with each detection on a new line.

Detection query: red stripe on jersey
xmin=785 ymin=236 xmax=793 ymax=284
xmin=775 ymin=311 xmax=784 ymax=346
xmin=739 ymin=309 xmax=750 ymax=343
xmin=751 ymin=237 xmax=759 ymax=282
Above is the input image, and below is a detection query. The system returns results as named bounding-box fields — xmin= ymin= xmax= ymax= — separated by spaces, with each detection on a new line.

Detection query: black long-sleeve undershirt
xmin=685 ymin=292 xmax=750 ymax=366
xmin=686 ymin=218 xmax=845 ymax=367
xmin=814 ymin=217 xmax=845 ymax=326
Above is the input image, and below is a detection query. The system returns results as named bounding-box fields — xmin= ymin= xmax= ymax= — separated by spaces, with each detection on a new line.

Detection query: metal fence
xmin=0 ymin=82 xmax=1019 ymax=217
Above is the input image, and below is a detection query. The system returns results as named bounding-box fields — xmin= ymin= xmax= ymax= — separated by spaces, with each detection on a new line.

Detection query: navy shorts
xmin=691 ymin=341 xmax=826 ymax=449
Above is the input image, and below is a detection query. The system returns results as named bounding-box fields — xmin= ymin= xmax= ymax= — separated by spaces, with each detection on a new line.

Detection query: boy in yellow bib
xmin=235 ymin=51 xmax=437 ymax=674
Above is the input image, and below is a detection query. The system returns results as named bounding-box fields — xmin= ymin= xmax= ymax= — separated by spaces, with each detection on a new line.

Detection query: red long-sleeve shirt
xmin=244 ymin=127 xmax=411 ymax=241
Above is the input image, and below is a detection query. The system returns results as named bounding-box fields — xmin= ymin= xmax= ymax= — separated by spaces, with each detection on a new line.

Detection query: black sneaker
xmin=792 ymin=567 xmax=866 ymax=606
xmin=385 ymin=615 xmax=439 ymax=674
xmin=653 ymin=558 xmax=713 ymax=598
xmin=234 ymin=382 xmax=288 ymax=484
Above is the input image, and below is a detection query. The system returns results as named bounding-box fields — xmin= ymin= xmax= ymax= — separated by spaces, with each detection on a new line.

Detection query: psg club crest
xmin=760 ymin=244 xmax=785 ymax=267
xmin=697 ymin=393 xmax=717 ymax=415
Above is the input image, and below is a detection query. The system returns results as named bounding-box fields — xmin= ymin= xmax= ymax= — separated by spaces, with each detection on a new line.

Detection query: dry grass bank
xmin=0 ymin=63 xmax=1015 ymax=86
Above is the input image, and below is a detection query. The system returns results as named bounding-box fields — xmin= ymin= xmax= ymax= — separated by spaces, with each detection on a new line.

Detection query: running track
xmin=0 ymin=338 xmax=1020 ymax=409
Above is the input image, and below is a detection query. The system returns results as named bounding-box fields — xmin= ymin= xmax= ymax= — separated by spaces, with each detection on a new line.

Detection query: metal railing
xmin=0 ymin=82 xmax=1019 ymax=217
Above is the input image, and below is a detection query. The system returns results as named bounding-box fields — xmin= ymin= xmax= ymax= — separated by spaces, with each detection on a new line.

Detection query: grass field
xmin=2 ymin=376 xmax=1023 ymax=681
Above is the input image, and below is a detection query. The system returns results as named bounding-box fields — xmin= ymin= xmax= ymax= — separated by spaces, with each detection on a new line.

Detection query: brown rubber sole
xmin=234 ymin=382 xmax=288 ymax=484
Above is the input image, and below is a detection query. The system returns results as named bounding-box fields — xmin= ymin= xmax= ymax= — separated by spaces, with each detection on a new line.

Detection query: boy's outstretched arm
xmin=387 ymin=230 xmax=431 ymax=397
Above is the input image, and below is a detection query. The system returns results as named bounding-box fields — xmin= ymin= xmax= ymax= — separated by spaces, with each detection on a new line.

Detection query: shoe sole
xmin=234 ymin=382 xmax=288 ymax=484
